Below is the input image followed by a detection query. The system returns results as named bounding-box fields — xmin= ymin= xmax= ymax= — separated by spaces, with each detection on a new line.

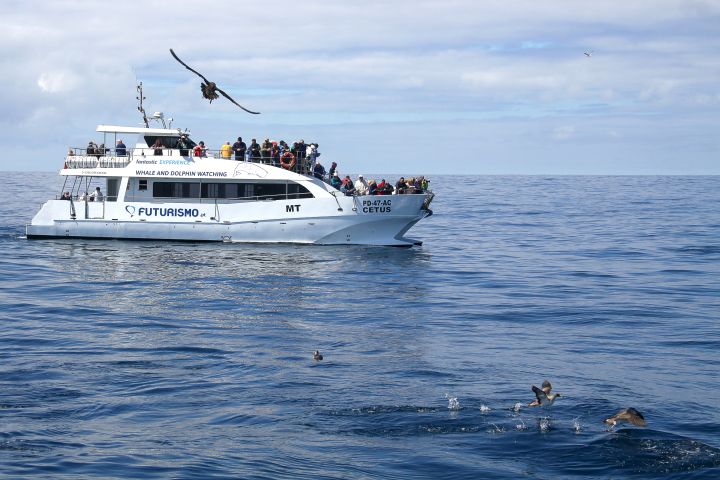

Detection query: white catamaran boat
xmin=27 ymin=117 xmax=434 ymax=246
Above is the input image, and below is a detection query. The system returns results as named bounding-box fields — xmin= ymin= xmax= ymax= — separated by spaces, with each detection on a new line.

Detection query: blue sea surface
xmin=1 ymin=173 xmax=719 ymax=479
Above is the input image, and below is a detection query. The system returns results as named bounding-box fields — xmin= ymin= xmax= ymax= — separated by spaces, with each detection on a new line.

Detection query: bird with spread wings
xmin=169 ymin=49 xmax=260 ymax=115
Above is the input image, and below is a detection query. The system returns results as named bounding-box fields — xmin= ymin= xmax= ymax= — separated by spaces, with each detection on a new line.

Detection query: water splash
xmin=445 ymin=394 xmax=460 ymax=411
xmin=515 ymin=419 xmax=527 ymax=431
xmin=573 ymin=417 xmax=582 ymax=433
xmin=538 ymin=417 xmax=551 ymax=432
xmin=480 ymin=404 xmax=491 ymax=413
xmin=487 ymin=423 xmax=505 ymax=434
xmin=512 ymin=402 xmax=522 ymax=413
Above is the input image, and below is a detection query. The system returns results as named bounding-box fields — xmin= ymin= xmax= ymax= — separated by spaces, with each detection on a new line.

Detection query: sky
xmin=1 ymin=0 xmax=719 ymax=174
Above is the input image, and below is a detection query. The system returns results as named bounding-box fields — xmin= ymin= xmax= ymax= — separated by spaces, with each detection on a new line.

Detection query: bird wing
xmin=215 ymin=86 xmax=261 ymax=115
xmin=532 ymin=385 xmax=547 ymax=403
xmin=625 ymin=408 xmax=646 ymax=426
xmin=542 ymin=380 xmax=552 ymax=394
xmin=170 ymin=49 xmax=212 ymax=84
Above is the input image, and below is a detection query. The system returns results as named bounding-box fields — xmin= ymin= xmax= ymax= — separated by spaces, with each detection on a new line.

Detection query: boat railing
xmin=65 ymin=147 xmax=315 ymax=174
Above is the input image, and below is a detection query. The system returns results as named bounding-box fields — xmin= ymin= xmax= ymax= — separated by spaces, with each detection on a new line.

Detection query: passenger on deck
xmin=80 ymin=191 xmax=89 ymax=201
xmin=377 ymin=179 xmax=387 ymax=193
xmin=261 ymin=139 xmax=272 ymax=163
xmin=295 ymin=140 xmax=306 ymax=171
xmin=152 ymin=139 xmax=164 ymax=156
xmin=421 ymin=177 xmax=429 ymax=190
xmin=306 ymin=143 xmax=320 ymax=171
xmin=341 ymin=175 xmax=355 ymax=196
xmin=328 ymin=161 xmax=337 ymax=180
xmin=313 ymin=161 xmax=326 ymax=180
xmin=368 ymin=179 xmax=378 ymax=195
xmin=115 ymin=139 xmax=127 ymax=156
xmin=249 ymin=139 xmax=261 ymax=161
xmin=220 ymin=141 xmax=232 ymax=159
xmin=86 ymin=141 xmax=96 ymax=156
xmin=354 ymin=174 xmax=369 ymax=195
xmin=61 ymin=191 xmax=72 ymax=200
xmin=193 ymin=141 xmax=207 ymax=157
xmin=89 ymin=187 xmax=104 ymax=202
xmin=67 ymin=148 xmax=75 ymax=157
xmin=412 ymin=176 xmax=424 ymax=193
xmin=330 ymin=172 xmax=342 ymax=190
xmin=177 ymin=135 xmax=190 ymax=156
xmin=395 ymin=177 xmax=407 ymax=194
xmin=232 ymin=137 xmax=246 ymax=161
xmin=270 ymin=143 xmax=280 ymax=167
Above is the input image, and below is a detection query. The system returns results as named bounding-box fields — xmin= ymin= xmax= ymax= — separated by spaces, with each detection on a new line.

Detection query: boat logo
xmin=233 ymin=163 xmax=268 ymax=178
xmin=125 ymin=205 xmax=136 ymax=217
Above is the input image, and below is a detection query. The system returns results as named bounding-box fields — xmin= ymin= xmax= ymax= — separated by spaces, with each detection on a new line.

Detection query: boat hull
xmin=26 ymin=194 xmax=431 ymax=246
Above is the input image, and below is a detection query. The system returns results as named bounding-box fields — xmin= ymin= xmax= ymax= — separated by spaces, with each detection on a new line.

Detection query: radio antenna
xmin=136 ymin=82 xmax=149 ymax=128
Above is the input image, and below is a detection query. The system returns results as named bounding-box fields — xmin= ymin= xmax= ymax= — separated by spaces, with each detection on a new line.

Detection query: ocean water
xmin=1 ymin=173 xmax=719 ymax=479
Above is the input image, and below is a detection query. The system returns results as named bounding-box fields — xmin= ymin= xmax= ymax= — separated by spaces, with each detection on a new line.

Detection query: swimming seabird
xmin=169 ymin=49 xmax=260 ymax=114
xmin=313 ymin=350 xmax=323 ymax=361
xmin=604 ymin=407 xmax=646 ymax=427
xmin=528 ymin=380 xmax=561 ymax=407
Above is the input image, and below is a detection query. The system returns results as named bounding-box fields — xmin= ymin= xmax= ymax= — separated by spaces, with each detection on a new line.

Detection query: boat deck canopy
xmin=96 ymin=125 xmax=186 ymax=136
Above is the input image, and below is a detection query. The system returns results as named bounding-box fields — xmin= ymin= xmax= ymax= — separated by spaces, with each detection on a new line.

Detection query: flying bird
xmin=528 ymin=380 xmax=561 ymax=407
xmin=313 ymin=350 xmax=323 ymax=361
xmin=604 ymin=407 xmax=646 ymax=427
xmin=584 ymin=50 xmax=594 ymax=57
xmin=169 ymin=49 xmax=260 ymax=114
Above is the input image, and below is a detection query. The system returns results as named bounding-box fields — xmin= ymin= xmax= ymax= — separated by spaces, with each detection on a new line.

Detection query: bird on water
xmin=528 ymin=380 xmax=561 ymax=407
xmin=169 ymin=49 xmax=260 ymax=114
xmin=313 ymin=350 xmax=323 ymax=361
xmin=604 ymin=407 xmax=646 ymax=427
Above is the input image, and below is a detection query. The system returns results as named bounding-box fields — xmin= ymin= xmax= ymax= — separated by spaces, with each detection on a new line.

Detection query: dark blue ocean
xmin=1 ymin=173 xmax=719 ymax=479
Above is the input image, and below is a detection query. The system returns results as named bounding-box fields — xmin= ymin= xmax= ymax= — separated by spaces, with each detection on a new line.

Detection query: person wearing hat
xmin=177 ymin=135 xmax=189 ymax=156
xmin=341 ymin=175 xmax=355 ymax=196
xmin=313 ymin=160 xmax=326 ymax=180
xmin=232 ymin=136 xmax=246 ymax=161
xmin=354 ymin=174 xmax=369 ymax=195
xmin=330 ymin=171 xmax=342 ymax=190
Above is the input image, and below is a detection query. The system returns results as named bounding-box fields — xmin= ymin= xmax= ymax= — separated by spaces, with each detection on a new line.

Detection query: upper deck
xmin=63 ymin=124 xmax=319 ymax=180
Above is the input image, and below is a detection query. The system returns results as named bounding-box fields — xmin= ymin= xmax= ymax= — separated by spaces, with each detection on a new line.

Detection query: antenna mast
xmin=136 ymin=82 xmax=149 ymax=128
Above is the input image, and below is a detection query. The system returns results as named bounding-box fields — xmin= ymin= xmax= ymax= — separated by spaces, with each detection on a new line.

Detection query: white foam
xmin=445 ymin=394 xmax=461 ymax=411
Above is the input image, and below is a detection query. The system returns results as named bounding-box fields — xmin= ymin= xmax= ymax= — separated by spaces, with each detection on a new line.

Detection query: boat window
xmin=139 ymin=179 xmax=148 ymax=191
xmin=153 ymin=182 xmax=201 ymax=198
xmin=106 ymin=177 xmax=121 ymax=202
xmin=152 ymin=181 xmax=314 ymax=200
xmin=143 ymin=136 xmax=197 ymax=149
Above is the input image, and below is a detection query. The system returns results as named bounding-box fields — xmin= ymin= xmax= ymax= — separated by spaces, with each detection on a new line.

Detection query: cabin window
xmin=143 ymin=136 xmax=197 ymax=149
xmin=152 ymin=181 xmax=314 ymax=200
xmin=139 ymin=179 xmax=148 ymax=191
xmin=153 ymin=182 xmax=201 ymax=198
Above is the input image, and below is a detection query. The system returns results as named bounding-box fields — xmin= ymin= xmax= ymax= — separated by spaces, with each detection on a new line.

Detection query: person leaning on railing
xmin=220 ymin=141 xmax=232 ymax=159
xmin=193 ymin=141 xmax=207 ymax=157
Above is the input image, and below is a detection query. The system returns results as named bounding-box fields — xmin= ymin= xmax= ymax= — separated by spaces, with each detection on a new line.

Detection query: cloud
xmin=1 ymin=0 xmax=719 ymax=173
xmin=37 ymin=71 xmax=79 ymax=93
